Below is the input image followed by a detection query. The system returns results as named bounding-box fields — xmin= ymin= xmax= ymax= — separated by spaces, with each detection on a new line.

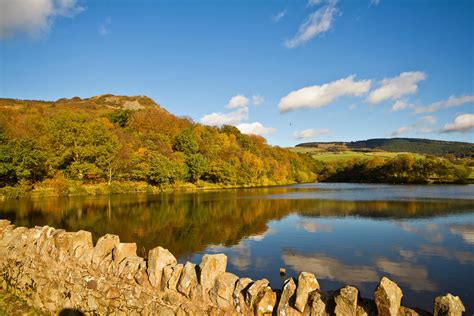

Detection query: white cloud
xmin=390 ymin=126 xmax=412 ymax=137
xmin=366 ymin=71 xmax=426 ymax=104
xmin=414 ymin=95 xmax=474 ymax=114
xmin=0 ymin=0 xmax=84 ymax=38
xmin=285 ymin=0 xmax=337 ymax=48
xmin=225 ymin=95 xmax=249 ymax=109
xmin=370 ymin=0 xmax=380 ymax=6
xmin=390 ymin=100 xmax=411 ymax=112
xmin=252 ymin=95 xmax=264 ymax=105
xmin=349 ymin=104 xmax=357 ymax=111
xmin=390 ymin=115 xmax=437 ymax=137
xmin=98 ymin=17 xmax=111 ymax=36
xmin=279 ymin=75 xmax=371 ymax=112
xmin=441 ymin=114 xmax=474 ymax=133
xmin=200 ymin=107 xmax=248 ymax=126
xmin=272 ymin=10 xmax=287 ymax=23
xmin=236 ymin=122 xmax=276 ymax=136
xmin=294 ymin=128 xmax=329 ymax=140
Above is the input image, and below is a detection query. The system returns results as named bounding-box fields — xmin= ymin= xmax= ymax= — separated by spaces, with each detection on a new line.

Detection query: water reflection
xmin=0 ymin=184 xmax=473 ymax=312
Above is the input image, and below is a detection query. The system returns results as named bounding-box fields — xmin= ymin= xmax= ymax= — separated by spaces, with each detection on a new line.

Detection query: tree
xmin=173 ymin=128 xmax=199 ymax=155
xmin=186 ymin=153 xmax=209 ymax=182
xmin=46 ymin=111 xmax=119 ymax=181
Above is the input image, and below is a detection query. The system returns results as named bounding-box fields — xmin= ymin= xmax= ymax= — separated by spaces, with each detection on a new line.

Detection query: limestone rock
xmin=209 ymin=272 xmax=239 ymax=309
xmin=245 ymin=279 xmax=270 ymax=310
xmin=147 ymin=246 xmax=177 ymax=288
xmin=255 ymin=289 xmax=277 ymax=315
xmin=277 ymin=277 xmax=297 ymax=315
xmin=434 ymin=294 xmax=465 ymax=316
xmin=92 ymin=234 xmax=120 ymax=267
xmin=334 ymin=286 xmax=358 ymax=316
xmin=135 ymin=261 xmax=151 ymax=287
xmin=162 ymin=263 xmax=184 ymax=291
xmin=306 ymin=290 xmax=332 ymax=316
xmin=233 ymin=277 xmax=253 ymax=314
xmin=295 ymin=272 xmax=320 ymax=312
xmin=71 ymin=230 xmax=93 ymax=259
xmin=374 ymin=277 xmax=403 ymax=316
xmin=198 ymin=254 xmax=227 ymax=294
xmin=177 ymin=262 xmax=198 ymax=298
xmin=113 ymin=243 xmax=137 ymax=264
xmin=398 ymin=306 xmax=423 ymax=316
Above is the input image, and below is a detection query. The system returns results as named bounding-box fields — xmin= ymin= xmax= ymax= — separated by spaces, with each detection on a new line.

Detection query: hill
xmin=0 ymin=95 xmax=317 ymax=196
xmin=297 ymin=138 xmax=474 ymax=157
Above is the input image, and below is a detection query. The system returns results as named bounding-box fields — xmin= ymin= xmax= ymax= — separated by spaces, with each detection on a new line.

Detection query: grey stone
xmin=277 ymin=277 xmax=297 ymax=315
xmin=92 ymin=234 xmax=120 ymax=267
xmin=209 ymin=272 xmax=239 ymax=309
xmin=233 ymin=277 xmax=253 ymax=314
xmin=177 ymin=262 xmax=198 ymax=298
xmin=113 ymin=242 xmax=137 ymax=264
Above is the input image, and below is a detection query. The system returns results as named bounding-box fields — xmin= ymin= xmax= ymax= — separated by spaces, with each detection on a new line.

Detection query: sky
xmin=0 ymin=0 xmax=473 ymax=146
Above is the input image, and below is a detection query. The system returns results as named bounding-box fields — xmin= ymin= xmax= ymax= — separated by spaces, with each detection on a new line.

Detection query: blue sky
xmin=0 ymin=0 xmax=473 ymax=146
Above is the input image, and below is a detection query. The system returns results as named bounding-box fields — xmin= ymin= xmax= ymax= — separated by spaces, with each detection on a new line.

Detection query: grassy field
xmin=289 ymin=147 xmax=424 ymax=162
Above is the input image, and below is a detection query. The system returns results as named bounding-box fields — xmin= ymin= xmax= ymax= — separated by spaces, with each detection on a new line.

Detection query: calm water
xmin=1 ymin=183 xmax=473 ymax=313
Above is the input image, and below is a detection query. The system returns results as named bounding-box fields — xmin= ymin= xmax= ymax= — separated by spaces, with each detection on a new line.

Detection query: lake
xmin=1 ymin=183 xmax=473 ymax=313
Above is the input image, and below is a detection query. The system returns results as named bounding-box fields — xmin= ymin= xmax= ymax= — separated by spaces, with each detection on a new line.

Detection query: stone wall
xmin=0 ymin=219 xmax=465 ymax=315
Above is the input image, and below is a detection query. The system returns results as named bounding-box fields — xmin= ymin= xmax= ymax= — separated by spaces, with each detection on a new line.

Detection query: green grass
xmin=290 ymin=147 xmax=425 ymax=162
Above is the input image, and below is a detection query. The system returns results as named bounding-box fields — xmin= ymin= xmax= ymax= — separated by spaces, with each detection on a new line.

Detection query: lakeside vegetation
xmin=0 ymin=95 xmax=472 ymax=200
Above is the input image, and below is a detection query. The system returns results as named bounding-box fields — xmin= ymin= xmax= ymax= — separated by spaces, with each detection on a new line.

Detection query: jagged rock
xmin=277 ymin=277 xmax=297 ymax=315
xmin=306 ymin=290 xmax=332 ymax=316
xmin=92 ymin=234 xmax=120 ymax=267
xmin=71 ymin=230 xmax=93 ymax=259
xmin=117 ymin=255 xmax=144 ymax=279
xmin=135 ymin=261 xmax=151 ymax=287
xmin=209 ymin=272 xmax=239 ymax=309
xmin=374 ymin=277 xmax=403 ymax=316
xmin=113 ymin=243 xmax=137 ymax=264
xmin=434 ymin=294 xmax=465 ymax=316
xmin=233 ymin=277 xmax=253 ymax=314
xmin=177 ymin=262 xmax=198 ymax=298
xmin=255 ymin=289 xmax=277 ymax=315
xmin=334 ymin=286 xmax=358 ymax=316
xmin=245 ymin=279 xmax=270 ymax=309
xmin=295 ymin=272 xmax=320 ymax=312
xmin=199 ymin=254 xmax=227 ymax=295
xmin=162 ymin=263 xmax=184 ymax=291
xmin=147 ymin=246 xmax=177 ymax=288
xmin=356 ymin=298 xmax=376 ymax=316
xmin=398 ymin=306 xmax=423 ymax=316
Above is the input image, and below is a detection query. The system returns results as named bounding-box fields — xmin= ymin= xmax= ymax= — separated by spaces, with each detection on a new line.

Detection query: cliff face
xmin=0 ymin=220 xmax=465 ymax=315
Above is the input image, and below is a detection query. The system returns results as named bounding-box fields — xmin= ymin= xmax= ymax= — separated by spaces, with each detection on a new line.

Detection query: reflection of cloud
xmin=398 ymin=249 xmax=416 ymax=261
xmin=282 ymin=250 xmax=379 ymax=286
xmin=419 ymin=245 xmax=474 ymax=264
xmin=398 ymin=222 xmax=443 ymax=243
xmin=375 ymin=258 xmax=437 ymax=292
xmin=229 ymin=242 xmax=252 ymax=271
xmin=248 ymin=227 xmax=277 ymax=241
xmin=450 ymin=225 xmax=474 ymax=245
xmin=297 ymin=220 xmax=333 ymax=233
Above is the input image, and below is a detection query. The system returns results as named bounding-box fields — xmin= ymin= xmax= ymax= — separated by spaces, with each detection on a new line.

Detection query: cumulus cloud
xmin=272 ymin=10 xmax=287 ymax=23
xmin=226 ymin=95 xmax=250 ymax=109
xmin=414 ymin=95 xmax=474 ymax=114
xmin=279 ymin=75 xmax=371 ymax=112
xmin=389 ymin=115 xmax=437 ymax=137
xmin=252 ymin=95 xmax=264 ymax=105
xmin=236 ymin=122 xmax=276 ymax=136
xmin=285 ymin=0 xmax=337 ymax=48
xmin=366 ymin=71 xmax=426 ymax=104
xmin=370 ymin=0 xmax=380 ymax=5
xmin=390 ymin=100 xmax=411 ymax=112
xmin=0 ymin=0 xmax=84 ymax=38
xmin=293 ymin=128 xmax=330 ymax=140
xmin=441 ymin=114 xmax=474 ymax=133
xmin=200 ymin=107 xmax=248 ymax=126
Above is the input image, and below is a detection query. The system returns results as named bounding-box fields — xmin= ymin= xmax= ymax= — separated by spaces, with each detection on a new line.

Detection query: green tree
xmin=186 ymin=153 xmax=209 ymax=182
xmin=173 ymin=128 xmax=199 ymax=155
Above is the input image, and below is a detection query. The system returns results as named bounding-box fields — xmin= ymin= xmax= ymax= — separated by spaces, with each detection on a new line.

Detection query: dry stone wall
xmin=0 ymin=219 xmax=466 ymax=315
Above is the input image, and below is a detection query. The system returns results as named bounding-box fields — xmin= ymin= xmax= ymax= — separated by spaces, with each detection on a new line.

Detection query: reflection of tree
xmin=1 ymin=191 xmax=473 ymax=258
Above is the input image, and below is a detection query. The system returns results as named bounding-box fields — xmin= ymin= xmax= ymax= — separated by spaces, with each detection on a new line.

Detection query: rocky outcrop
xmin=0 ymin=220 xmax=466 ymax=315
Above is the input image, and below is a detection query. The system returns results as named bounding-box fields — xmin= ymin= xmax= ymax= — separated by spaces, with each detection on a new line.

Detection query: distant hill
xmin=296 ymin=138 xmax=474 ymax=157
